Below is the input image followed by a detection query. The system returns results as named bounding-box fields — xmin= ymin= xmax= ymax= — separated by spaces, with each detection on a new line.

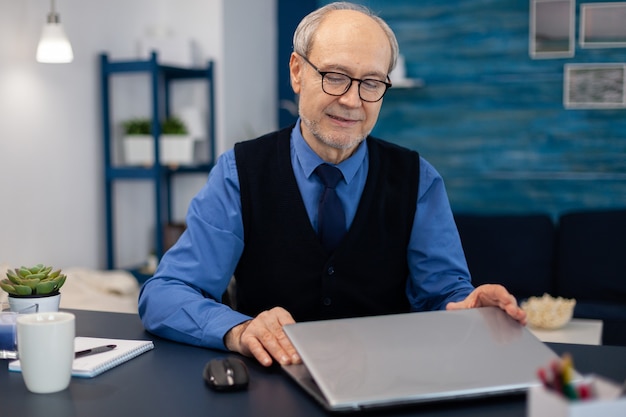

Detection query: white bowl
xmin=521 ymin=293 xmax=576 ymax=330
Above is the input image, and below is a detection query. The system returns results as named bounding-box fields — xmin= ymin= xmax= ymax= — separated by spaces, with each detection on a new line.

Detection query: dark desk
xmin=2 ymin=309 xmax=625 ymax=417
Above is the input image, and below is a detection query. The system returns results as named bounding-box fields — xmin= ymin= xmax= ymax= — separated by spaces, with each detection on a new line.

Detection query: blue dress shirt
xmin=139 ymin=122 xmax=474 ymax=350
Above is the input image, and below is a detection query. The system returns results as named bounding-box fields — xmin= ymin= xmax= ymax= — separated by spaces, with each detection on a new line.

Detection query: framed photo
xmin=530 ymin=0 xmax=575 ymax=58
xmin=564 ymin=64 xmax=626 ymax=109
xmin=580 ymin=2 xmax=626 ymax=48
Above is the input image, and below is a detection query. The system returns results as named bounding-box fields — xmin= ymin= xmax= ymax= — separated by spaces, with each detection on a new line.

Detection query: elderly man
xmin=139 ymin=2 xmax=526 ymax=368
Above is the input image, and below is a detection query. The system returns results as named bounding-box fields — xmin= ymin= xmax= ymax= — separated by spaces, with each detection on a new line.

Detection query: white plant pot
xmin=123 ymin=134 xmax=197 ymax=166
xmin=8 ymin=292 xmax=61 ymax=313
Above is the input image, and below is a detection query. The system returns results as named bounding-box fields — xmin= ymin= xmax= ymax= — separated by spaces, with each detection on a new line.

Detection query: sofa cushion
xmin=555 ymin=209 xmax=626 ymax=346
xmin=556 ymin=209 xmax=626 ymax=305
xmin=454 ymin=213 xmax=556 ymax=301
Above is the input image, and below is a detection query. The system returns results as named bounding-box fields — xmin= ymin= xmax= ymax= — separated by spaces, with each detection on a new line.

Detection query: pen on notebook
xmin=75 ymin=344 xmax=117 ymax=358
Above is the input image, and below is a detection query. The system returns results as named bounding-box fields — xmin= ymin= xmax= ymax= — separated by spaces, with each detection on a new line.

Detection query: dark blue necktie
xmin=315 ymin=164 xmax=346 ymax=252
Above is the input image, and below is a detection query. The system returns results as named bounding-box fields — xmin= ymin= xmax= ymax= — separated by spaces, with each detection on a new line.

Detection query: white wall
xmin=224 ymin=0 xmax=278 ymax=143
xmin=0 ymin=0 xmax=277 ymax=270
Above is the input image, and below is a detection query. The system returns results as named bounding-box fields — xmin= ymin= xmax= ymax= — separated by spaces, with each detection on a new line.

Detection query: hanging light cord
xmin=47 ymin=0 xmax=60 ymax=24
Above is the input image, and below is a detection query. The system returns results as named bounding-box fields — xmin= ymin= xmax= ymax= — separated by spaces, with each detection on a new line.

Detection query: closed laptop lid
xmin=283 ymin=307 xmax=561 ymax=412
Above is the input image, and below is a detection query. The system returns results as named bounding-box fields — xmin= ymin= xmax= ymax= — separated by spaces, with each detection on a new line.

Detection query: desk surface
xmin=2 ymin=309 xmax=625 ymax=417
xmin=527 ymin=318 xmax=603 ymax=345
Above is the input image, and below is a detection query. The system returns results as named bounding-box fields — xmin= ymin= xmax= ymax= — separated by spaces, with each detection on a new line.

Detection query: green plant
xmin=0 ymin=264 xmax=67 ymax=296
xmin=122 ymin=118 xmax=151 ymax=135
xmin=122 ymin=117 xmax=188 ymax=135
xmin=161 ymin=116 xmax=188 ymax=135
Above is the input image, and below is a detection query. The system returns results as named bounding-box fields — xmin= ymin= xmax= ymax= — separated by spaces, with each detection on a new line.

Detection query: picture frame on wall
xmin=564 ymin=64 xmax=626 ymax=109
xmin=529 ymin=0 xmax=575 ymax=59
xmin=580 ymin=2 xmax=626 ymax=48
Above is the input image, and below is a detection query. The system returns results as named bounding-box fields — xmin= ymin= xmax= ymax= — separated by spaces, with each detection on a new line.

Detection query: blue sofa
xmin=454 ymin=209 xmax=626 ymax=346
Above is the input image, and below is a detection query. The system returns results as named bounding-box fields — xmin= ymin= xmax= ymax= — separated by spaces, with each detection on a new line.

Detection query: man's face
xmin=290 ymin=10 xmax=392 ymax=162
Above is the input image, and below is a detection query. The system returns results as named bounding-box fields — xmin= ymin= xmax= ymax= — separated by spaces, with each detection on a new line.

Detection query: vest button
xmin=327 ymin=266 xmax=335 ymax=275
xmin=322 ymin=297 xmax=332 ymax=306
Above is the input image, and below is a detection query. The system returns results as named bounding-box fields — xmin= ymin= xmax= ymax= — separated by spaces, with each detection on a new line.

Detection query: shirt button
xmin=327 ymin=266 xmax=335 ymax=275
xmin=322 ymin=297 xmax=332 ymax=306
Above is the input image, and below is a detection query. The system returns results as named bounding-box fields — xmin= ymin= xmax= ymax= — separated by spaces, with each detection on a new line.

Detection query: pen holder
xmin=527 ymin=375 xmax=626 ymax=417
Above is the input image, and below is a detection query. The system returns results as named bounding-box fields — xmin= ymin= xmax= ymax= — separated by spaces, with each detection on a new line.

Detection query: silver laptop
xmin=283 ymin=307 xmax=562 ymax=412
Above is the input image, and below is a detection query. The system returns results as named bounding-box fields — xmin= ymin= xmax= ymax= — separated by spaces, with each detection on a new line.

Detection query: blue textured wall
xmin=316 ymin=0 xmax=626 ymax=217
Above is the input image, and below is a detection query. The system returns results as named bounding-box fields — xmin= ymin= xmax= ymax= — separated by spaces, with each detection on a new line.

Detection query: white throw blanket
xmin=0 ymin=264 xmax=139 ymax=314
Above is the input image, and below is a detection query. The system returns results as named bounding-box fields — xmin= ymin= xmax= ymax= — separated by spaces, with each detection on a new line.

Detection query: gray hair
xmin=293 ymin=2 xmax=399 ymax=74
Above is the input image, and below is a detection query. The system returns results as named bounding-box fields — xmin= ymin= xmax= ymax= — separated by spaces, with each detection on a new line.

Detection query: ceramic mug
xmin=16 ymin=312 xmax=75 ymax=393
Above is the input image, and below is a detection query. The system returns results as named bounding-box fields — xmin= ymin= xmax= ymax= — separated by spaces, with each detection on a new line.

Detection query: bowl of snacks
xmin=521 ymin=293 xmax=576 ymax=330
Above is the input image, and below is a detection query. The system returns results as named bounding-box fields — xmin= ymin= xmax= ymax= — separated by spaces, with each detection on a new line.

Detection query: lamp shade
xmin=36 ymin=22 xmax=73 ymax=63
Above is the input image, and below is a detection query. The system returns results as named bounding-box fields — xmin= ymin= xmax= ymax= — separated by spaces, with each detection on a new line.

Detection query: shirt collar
xmin=291 ymin=119 xmax=367 ymax=184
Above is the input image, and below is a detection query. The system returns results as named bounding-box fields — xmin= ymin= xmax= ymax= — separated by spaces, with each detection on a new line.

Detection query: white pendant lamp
xmin=36 ymin=0 xmax=73 ymax=63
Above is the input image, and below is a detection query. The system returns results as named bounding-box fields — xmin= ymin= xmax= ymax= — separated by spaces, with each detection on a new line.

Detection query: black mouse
xmin=203 ymin=357 xmax=249 ymax=391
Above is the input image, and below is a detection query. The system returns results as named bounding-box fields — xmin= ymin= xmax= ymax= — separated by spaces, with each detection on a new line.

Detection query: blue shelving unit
xmin=100 ymin=52 xmax=215 ymax=270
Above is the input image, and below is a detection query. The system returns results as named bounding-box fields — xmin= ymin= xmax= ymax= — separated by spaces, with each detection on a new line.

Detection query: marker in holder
xmin=528 ymin=353 xmax=626 ymax=417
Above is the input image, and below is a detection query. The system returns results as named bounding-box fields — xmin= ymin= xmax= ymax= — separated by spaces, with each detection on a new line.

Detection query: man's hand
xmin=446 ymin=284 xmax=527 ymax=325
xmin=224 ymin=307 xmax=302 ymax=367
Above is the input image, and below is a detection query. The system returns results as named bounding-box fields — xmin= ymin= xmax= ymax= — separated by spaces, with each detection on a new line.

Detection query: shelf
xmin=100 ymin=52 xmax=215 ymax=270
xmin=101 ymin=57 xmax=210 ymax=79
xmin=105 ymin=163 xmax=215 ymax=180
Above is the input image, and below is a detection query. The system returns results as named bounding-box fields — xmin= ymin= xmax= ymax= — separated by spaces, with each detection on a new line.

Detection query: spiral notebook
xmin=9 ymin=336 xmax=154 ymax=378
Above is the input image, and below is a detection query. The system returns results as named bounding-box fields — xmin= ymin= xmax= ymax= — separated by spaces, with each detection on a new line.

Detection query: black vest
xmin=233 ymin=126 xmax=420 ymax=321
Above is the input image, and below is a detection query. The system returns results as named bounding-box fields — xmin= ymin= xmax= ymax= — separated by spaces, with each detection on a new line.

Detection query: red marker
xmin=578 ymin=383 xmax=591 ymax=400
xmin=537 ymin=368 xmax=551 ymax=390
xmin=550 ymin=360 xmax=562 ymax=393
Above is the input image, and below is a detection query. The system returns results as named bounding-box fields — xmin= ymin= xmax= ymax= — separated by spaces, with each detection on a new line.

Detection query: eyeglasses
xmin=299 ymin=54 xmax=392 ymax=103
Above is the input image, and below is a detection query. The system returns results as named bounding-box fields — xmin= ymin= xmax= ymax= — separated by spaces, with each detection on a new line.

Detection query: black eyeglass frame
xmin=298 ymin=54 xmax=392 ymax=103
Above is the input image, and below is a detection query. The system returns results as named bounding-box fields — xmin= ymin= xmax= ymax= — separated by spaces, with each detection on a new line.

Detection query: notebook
xmin=283 ymin=307 xmax=564 ymax=412
xmin=10 ymin=336 xmax=154 ymax=378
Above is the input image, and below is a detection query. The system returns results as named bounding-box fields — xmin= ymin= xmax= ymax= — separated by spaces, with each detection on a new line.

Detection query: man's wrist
xmin=224 ymin=320 xmax=251 ymax=352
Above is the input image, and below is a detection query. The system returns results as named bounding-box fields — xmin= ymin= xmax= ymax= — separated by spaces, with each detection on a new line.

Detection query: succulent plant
xmin=0 ymin=264 xmax=67 ymax=296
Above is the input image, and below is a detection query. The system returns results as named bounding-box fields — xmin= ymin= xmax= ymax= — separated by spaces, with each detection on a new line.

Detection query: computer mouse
xmin=203 ymin=357 xmax=249 ymax=392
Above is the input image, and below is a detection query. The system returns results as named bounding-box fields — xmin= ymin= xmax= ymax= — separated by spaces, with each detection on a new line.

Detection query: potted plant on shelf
xmin=122 ymin=116 xmax=195 ymax=167
xmin=122 ymin=118 xmax=151 ymax=136
xmin=0 ymin=264 xmax=67 ymax=313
